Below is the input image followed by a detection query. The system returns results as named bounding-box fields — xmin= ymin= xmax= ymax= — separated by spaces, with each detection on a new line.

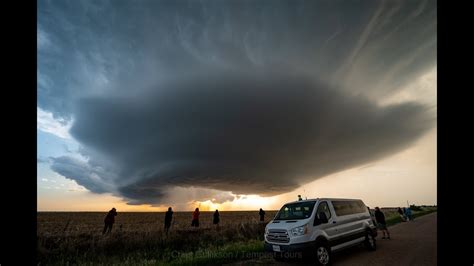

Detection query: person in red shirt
xmin=191 ymin=208 xmax=200 ymax=227
xmin=103 ymin=208 xmax=117 ymax=234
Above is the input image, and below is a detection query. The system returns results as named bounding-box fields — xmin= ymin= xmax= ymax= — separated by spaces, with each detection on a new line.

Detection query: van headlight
xmin=290 ymin=224 xmax=308 ymax=236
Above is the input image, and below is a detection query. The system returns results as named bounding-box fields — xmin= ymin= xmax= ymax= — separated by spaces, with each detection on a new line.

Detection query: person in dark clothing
xmin=164 ymin=207 xmax=173 ymax=233
xmin=259 ymin=208 xmax=265 ymax=222
xmin=103 ymin=208 xmax=117 ymax=235
xmin=367 ymin=206 xmax=377 ymax=226
xmin=405 ymin=207 xmax=413 ymax=221
xmin=374 ymin=207 xmax=390 ymax=239
xmin=191 ymin=208 xmax=200 ymax=227
xmin=397 ymin=207 xmax=406 ymax=221
xmin=213 ymin=209 xmax=220 ymax=226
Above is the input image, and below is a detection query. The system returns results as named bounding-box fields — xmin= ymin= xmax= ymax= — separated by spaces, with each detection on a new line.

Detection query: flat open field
xmin=37 ymin=211 xmax=277 ymax=265
xmin=38 ymin=211 xmax=278 ymax=236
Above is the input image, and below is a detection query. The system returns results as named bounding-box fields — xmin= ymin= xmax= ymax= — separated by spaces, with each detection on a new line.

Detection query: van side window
xmin=355 ymin=200 xmax=367 ymax=213
xmin=314 ymin=201 xmax=331 ymax=225
xmin=333 ymin=200 xmax=366 ymax=216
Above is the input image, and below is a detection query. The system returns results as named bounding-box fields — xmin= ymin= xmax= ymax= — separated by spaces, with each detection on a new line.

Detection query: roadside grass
xmin=385 ymin=207 xmax=437 ymax=227
xmin=165 ymin=239 xmax=265 ymax=266
xmin=51 ymin=239 xmax=266 ymax=266
xmin=38 ymin=220 xmax=269 ymax=266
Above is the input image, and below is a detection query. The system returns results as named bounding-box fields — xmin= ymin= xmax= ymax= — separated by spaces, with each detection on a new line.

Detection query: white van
xmin=264 ymin=198 xmax=377 ymax=265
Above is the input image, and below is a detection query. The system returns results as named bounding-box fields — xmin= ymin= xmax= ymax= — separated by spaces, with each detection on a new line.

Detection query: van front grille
xmin=266 ymin=229 xmax=290 ymax=243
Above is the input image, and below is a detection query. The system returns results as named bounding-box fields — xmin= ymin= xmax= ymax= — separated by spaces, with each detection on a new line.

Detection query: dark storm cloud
xmin=38 ymin=0 xmax=436 ymax=118
xmin=39 ymin=0 xmax=437 ymax=204
xmin=52 ymin=70 xmax=433 ymax=204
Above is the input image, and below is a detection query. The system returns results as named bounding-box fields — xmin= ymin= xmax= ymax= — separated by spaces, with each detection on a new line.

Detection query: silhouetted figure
xmin=367 ymin=206 xmax=377 ymax=226
xmin=164 ymin=207 xmax=173 ymax=233
xmin=213 ymin=209 xmax=220 ymax=226
xmin=259 ymin=208 xmax=265 ymax=222
xmin=405 ymin=207 xmax=413 ymax=221
xmin=191 ymin=208 xmax=200 ymax=227
xmin=397 ymin=207 xmax=406 ymax=221
xmin=374 ymin=207 xmax=390 ymax=239
xmin=103 ymin=208 xmax=117 ymax=235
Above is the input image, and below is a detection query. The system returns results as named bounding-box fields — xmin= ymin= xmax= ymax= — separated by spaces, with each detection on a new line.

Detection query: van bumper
xmin=264 ymin=241 xmax=315 ymax=254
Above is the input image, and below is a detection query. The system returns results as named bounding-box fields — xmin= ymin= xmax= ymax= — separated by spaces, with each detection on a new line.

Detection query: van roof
xmin=285 ymin=198 xmax=363 ymax=204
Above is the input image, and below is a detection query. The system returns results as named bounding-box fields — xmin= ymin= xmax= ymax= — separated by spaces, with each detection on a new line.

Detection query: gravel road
xmin=333 ymin=212 xmax=437 ymax=265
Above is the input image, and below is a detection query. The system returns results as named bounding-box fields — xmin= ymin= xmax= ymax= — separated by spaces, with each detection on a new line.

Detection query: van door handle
xmin=332 ymin=221 xmax=337 ymax=224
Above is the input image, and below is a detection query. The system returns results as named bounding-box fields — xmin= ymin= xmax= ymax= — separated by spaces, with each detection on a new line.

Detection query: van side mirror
xmin=319 ymin=212 xmax=329 ymax=224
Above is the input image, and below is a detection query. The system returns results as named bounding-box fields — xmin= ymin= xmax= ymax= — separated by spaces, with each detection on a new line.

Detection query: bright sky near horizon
xmin=37 ymin=0 xmax=436 ymax=212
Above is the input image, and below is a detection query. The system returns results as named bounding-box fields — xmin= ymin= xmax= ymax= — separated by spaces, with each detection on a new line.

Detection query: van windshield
xmin=274 ymin=201 xmax=316 ymax=220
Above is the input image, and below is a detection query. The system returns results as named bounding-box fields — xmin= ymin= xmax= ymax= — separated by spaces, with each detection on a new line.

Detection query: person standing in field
xmin=259 ymin=208 xmax=265 ymax=222
xmin=397 ymin=207 xmax=406 ymax=221
xmin=164 ymin=207 xmax=173 ymax=233
xmin=405 ymin=207 xmax=413 ymax=221
xmin=213 ymin=209 xmax=220 ymax=226
xmin=103 ymin=207 xmax=117 ymax=235
xmin=374 ymin=207 xmax=390 ymax=239
xmin=191 ymin=208 xmax=200 ymax=227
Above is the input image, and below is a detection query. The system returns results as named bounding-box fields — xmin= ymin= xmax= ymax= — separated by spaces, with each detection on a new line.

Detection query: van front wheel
xmin=315 ymin=243 xmax=331 ymax=265
xmin=364 ymin=230 xmax=377 ymax=251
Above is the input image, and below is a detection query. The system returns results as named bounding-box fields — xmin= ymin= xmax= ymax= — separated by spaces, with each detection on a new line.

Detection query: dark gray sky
xmin=38 ymin=0 xmax=436 ymax=206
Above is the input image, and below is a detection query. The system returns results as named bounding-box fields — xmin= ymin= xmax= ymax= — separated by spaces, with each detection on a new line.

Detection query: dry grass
xmin=37 ymin=211 xmax=277 ymax=265
xmin=38 ymin=211 xmax=277 ymax=236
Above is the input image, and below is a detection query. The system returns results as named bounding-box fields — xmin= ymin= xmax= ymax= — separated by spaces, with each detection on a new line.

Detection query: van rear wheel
xmin=364 ymin=230 xmax=376 ymax=251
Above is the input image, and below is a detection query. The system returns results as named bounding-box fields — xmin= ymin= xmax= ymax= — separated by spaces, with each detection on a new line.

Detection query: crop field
xmin=37 ymin=211 xmax=278 ymax=265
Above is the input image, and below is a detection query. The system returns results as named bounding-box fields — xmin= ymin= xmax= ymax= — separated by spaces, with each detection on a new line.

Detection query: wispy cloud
xmin=37 ymin=107 xmax=72 ymax=139
xmin=332 ymin=0 xmax=386 ymax=82
xmin=37 ymin=28 xmax=52 ymax=50
xmin=37 ymin=157 xmax=49 ymax=164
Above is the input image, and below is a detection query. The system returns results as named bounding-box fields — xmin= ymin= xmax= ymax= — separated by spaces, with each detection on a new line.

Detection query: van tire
xmin=315 ymin=242 xmax=331 ymax=265
xmin=364 ymin=230 xmax=377 ymax=251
